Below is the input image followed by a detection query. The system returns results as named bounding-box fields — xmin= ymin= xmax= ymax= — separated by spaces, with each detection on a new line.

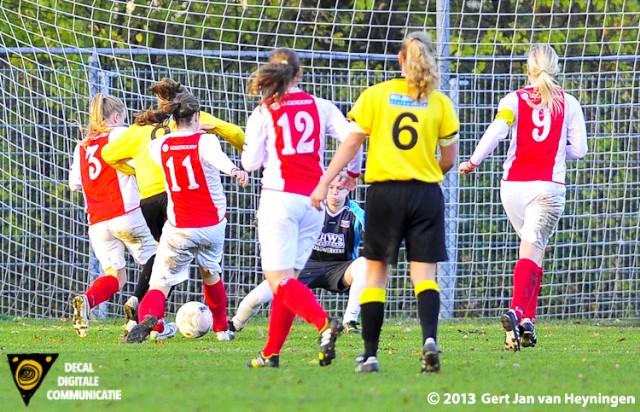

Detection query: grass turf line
xmin=0 ymin=318 xmax=638 ymax=412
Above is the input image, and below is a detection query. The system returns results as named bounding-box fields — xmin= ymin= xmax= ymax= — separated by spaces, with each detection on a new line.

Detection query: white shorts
xmin=150 ymin=218 xmax=226 ymax=287
xmin=88 ymin=208 xmax=157 ymax=271
xmin=257 ymin=190 xmax=323 ymax=271
xmin=500 ymin=180 xmax=566 ymax=249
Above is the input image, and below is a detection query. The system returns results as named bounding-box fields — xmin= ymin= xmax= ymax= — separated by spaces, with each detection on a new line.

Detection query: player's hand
xmin=458 ymin=161 xmax=477 ymax=175
xmin=310 ymin=183 xmax=328 ymax=211
xmin=231 ymin=168 xmax=249 ymax=187
xmin=199 ymin=124 xmax=216 ymax=132
xmin=337 ymin=172 xmax=357 ymax=191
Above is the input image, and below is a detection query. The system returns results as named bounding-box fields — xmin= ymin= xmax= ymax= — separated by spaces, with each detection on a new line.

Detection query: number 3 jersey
xmin=148 ymin=131 xmax=238 ymax=228
xmin=69 ymin=127 xmax=140 ymax=225
xmin=241 ymin=87 xmax=362 ymax=196
xmin=348 ymin=78 xmax=459 ymax=184
xmin=469 ymin=85 xmax=588 ymax=184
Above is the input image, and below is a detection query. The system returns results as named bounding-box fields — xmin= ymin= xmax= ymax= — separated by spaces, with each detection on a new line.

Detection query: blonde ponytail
xmin=83 ymin=93 xmax=125 ymax=145
xmin=527 ymin=44 xmax=564 ymax=115
xmin=400 ymin=32 xmax=439 ymax=103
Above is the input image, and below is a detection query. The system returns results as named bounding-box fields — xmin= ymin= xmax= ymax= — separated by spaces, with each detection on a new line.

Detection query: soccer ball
xmin=175 ymin=301 xmax=213 ymax=339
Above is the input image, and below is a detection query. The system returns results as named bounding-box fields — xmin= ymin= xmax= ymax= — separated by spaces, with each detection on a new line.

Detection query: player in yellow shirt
xmin=102 ymin=78 xmax=243 ymax=341
xmin=311 ymin=32 xmax=459 ymax=373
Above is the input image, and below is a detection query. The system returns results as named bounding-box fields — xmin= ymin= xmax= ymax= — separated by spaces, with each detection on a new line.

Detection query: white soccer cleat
xmin=215 ymin=330 xmax=235 ymax=341
xmin=151 ymin=321 xmax=178 ymax=341
xmin=72 ymin=295 xmax=90 ymax=338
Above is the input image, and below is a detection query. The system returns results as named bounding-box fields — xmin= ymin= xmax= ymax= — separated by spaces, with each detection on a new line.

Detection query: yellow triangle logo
xmin=7 ymin=354 xmax=58 ymax=406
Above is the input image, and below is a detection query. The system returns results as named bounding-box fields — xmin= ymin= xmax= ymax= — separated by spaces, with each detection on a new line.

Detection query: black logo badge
xmin=7 ymin=353 xmax=58 ymax=406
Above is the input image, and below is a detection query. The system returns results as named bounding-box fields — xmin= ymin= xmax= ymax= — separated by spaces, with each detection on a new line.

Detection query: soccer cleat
xmin=520 ymin=319 xmax=537 ymax=348
xmin=125 ymin=315 xmax=158 ymax=343
xmin=501 ymin=310 xmax=521 ymax=352
xmin=246 ymin=353 xmax=279 ymax=368
xmin=123 ymin=296 xmax=138 ymax=323
xmin=216 ymin=330 xmax=235 ymax=341
xmin=421 ymin=337 xmax=440 ymax=373
xmin=355 ymin=356 xmax=380 ymax=373
xmin=72 ymin=295 xmax=90 ymax=338
xmin=118 ymin=320 xmax=137 ymax=342
xmin=318 ymin=317 xmax=343 ymax=367
xmin=343 ymin=320 xmax=362 ymax=335
xmin=151 ymin=321 xmax=178 ymax=341
xmin=227 ymin=318 xmax=244 ymax=333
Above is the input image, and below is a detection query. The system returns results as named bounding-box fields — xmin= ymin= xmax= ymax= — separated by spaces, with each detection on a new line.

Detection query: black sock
xmin=361 ymin=301 xmax=385 ymax=359
xmin=417 ymin=289 xmax=440 ymax=344
xmin=134 ymin=255 xmax=155 ymax=300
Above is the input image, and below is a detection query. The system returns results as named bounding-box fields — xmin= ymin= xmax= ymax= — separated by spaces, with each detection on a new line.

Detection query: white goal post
xmin=0 ymin=1 xmax=638 ymax=321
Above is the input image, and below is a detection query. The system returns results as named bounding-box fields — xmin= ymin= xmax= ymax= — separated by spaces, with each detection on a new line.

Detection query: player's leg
xmin=230 ymin=279 xmax=273 ymax=332
xmin=405 ymin=182 xmax=448 ymax=373
xmin=197 ymin=221 xmax=235 ymax=341
xmin=501 ymin=181 xmax=565 ymax=351
xmin=128 ymin=193 xmax=167 ymax=328
xmin=119 ymin=208 xmax=158 ymax=333
xmin=356 ymin=259 xmax=389 ymax=373
xmin=73 ymin=222 xmax=128 ymax=337
xmin=342 ymin=257 xmax=366 ymax=333
xmin=126 ymin=224 xmax=190 ymax=343
xmin=356 ymin=181 xmax=403 ymax=373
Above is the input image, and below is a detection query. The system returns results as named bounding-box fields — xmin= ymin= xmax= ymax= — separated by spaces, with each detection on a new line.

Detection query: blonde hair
xmin=247 ymin=48 xmax=300 ymax=105
xmin=527 ymin=44 xmax=564 ymax=115
xmin=400 ymin=32 xmax=439 ymax=103
xmin=83 ymin=93 xmax=125 ymax=145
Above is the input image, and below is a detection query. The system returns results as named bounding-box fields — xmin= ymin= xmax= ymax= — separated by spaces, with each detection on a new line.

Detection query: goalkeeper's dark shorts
xmin=363 ymin=180 xmax=447 ymax=264
xmin=298 ymin=260 xmax=353 ymax=293
xmin=140 ymin=191 xmax=168 ymax=242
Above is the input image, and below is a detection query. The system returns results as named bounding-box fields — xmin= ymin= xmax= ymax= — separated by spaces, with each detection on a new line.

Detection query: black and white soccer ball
xmin=175 ymin=301 xmax=213 ymax=339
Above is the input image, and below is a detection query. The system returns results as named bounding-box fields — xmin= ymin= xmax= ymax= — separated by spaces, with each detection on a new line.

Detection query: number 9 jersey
xmin=348 ymin=78 xmax=459 ymax=184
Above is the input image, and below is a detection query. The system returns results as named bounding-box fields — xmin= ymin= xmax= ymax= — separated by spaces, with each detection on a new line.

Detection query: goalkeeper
xmin=229 ymin=174 xmax=366 ymax=334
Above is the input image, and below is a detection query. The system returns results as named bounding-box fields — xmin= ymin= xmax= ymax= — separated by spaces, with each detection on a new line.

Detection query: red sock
xmin=277 ymin=278 xmax=328 ymax=331
xmin=84 ymin=275 xmax=119 ymax=308
xmin=262 ymin=291 xmax=296 ymax=357
xmin=524 ymin=267 xmax=544 ymax=322
xmin=510 ymin=258 xmax=540 ymax=321
xmin=137 ymin=289 xmax=166 ymax=323
xmin=203 ymin=280 xmax=228 ymax=333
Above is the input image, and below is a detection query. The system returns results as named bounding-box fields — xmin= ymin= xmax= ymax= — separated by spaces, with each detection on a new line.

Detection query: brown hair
xmin=527 ymin=44 xmax=564 ymax=115
xmin=135 ymin=78 xmax=189 ymax=125
xmin=400 ymin=32 xmax=439 ymax=103
xmin=247 ymin=48 xmax=300 ymax=104
xmin=168 ymin=92 xmax=200 ymax=127
xmin=82 ymin=93 xmax=126 ymax=145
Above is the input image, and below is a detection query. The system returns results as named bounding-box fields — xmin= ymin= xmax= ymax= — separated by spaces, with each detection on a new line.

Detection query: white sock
xmin=232 ymin=280 xmax=273 ymax=330
xmin=342 ymin=257 xmax=366 ymax=324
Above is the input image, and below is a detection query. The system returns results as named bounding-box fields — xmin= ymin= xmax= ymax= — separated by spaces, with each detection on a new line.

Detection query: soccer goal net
xmin=1 ymin=1 xmax=638 ymax=321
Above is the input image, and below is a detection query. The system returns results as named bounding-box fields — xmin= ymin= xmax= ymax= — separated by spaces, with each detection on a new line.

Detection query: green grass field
xmin=0 ymin=317 xmax=638 ymax=412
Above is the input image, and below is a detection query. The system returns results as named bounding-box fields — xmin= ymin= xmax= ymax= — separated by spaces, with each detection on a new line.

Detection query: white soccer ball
xmin=176 ymin=301 xmax=213 ymax=339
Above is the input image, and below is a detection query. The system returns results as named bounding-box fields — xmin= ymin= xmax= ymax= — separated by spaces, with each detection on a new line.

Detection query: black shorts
xmin=140 ymin=192 xmax=168 ymax=242
xmin=363 ymin=180 xmax=447 ymax=264
xmin=298 ymin=260 xmax=353 ymax=294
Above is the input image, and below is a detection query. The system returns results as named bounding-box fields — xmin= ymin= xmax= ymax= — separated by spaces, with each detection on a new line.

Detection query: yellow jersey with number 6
xmin=348 ymin=78 xmax=459 ymax=184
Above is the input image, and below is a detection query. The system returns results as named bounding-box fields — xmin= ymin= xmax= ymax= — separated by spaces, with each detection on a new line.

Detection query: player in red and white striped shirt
xmin=242 ymin=48 xmax=362 ymax=369
xmin=459 ymin=44 xmax=588 ymax=351
xmin=125 ymin=91 xmax=248 ymax=343
xmin=69 ymin=93 xmax=157 ymax=338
